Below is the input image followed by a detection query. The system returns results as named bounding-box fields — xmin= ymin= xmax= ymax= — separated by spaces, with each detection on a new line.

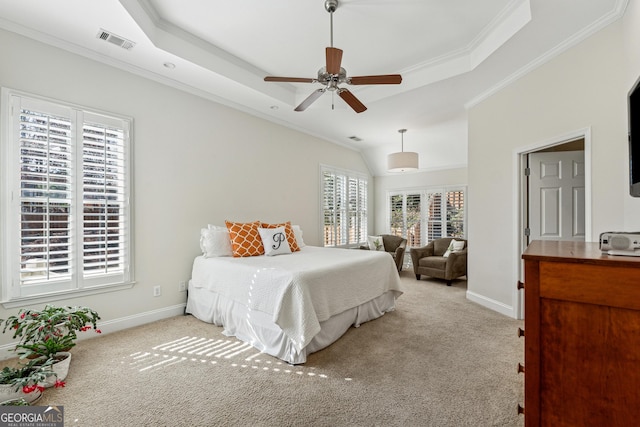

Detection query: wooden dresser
xmin=521 ymin=240 xmax=640 ymax=426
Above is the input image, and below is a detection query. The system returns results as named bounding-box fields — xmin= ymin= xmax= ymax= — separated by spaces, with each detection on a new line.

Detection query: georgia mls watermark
xmin=0 ymin=406 xmax=63 ymax=427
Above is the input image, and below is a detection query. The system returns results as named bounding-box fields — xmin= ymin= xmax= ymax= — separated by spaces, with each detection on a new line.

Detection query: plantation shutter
xmin=406 ymin=193 xmax=422 ymax=247
xmin=321 ymin=166 xmax=368 ymax=247
xmin=18 ymin=102 xmax=74 ymax=285
xmin=322 ymin=171 xmax=336 ymax=246
xmin=4 ymin=92 xmax=132 ymax=300
xmin=356 ymin=177 xmax=367 ymax=244
xmin=348 ymin=177 xmax=357 ymax=244
xmin=425 ymin=189 xmax=465 ymax=242
xmin=426 ymin=190 xmax=443 ymax=241
xmin=388 ymin=187 xmax=465 ymax=248
xmin=82 ymin=114 xmax=127 ymax=278
xmin=445 ymin=190 xmax=465 ymax=238
xmin=335 ymin=174 xmax=347 ymax=246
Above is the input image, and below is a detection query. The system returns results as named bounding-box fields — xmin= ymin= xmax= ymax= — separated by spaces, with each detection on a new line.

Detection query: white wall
xmin=365 ymin=114 xmax=468 ymax=175
xmin=467 ymin=9 xmax=639 ymax=317
xmin=0 ymin=29 xmax=372 ymax=347
xmin=373 ymin=167 xmax=468 ymax=234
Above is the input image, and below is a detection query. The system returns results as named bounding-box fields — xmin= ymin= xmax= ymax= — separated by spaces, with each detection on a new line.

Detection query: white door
xmin=529 ymin=150 xmax=585 ymax=241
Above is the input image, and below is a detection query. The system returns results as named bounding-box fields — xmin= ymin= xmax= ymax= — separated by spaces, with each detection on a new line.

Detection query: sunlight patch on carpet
xmin=121 ymin=335 xmax=330 ymax=380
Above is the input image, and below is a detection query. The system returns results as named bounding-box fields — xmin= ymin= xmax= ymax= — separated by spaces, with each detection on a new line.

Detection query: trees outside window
xmin=389 ymin=187 xmax=465 ymax=247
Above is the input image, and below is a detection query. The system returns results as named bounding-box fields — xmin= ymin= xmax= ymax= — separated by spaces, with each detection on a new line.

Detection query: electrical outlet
xmin=153 ymin=285 xmax=161 ymax=297
xmin=179 ymin=281 xmax=187 ymax=292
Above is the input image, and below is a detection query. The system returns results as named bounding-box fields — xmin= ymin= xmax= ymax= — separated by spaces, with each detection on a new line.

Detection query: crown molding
xmin=465 ymin=0 xmax=630 ymax=110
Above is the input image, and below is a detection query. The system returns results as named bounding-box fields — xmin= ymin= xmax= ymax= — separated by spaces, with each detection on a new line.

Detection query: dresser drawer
xmin=539 ymin=261 xmax=640 ymax=310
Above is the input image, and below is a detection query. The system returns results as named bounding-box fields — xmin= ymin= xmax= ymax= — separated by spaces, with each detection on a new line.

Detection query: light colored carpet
xmin=6 ymin=271 xmax=525 ymax=426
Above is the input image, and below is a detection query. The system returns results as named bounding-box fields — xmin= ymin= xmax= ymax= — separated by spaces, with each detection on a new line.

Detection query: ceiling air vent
xmin=96 ymin=29 xmax=136 ymax=50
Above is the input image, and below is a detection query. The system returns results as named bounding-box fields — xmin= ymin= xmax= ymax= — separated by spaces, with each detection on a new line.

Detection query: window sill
xmin=2 ymin=281 xmax=136 ymax=309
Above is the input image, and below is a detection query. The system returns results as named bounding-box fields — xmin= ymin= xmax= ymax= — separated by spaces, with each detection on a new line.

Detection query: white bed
xmin=186 ymin=245 xmax=403 ymax=364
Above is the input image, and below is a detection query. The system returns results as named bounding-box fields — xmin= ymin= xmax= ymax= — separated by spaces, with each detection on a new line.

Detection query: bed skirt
xmin=185 ymin=281 xmax=397 ymax=364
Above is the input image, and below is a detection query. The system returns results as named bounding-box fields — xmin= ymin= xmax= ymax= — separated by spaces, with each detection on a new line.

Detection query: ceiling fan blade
xmin=295 ymin=89 xmax=326 ymax=112
xmin=338 ymin=89 xmax=367 ymax=113
xmin=326 ymin=47 xmax=343 ymax=75
xmin=349 ymin=74 xmax=402 ymax=85
xmin=264 ymin=76 xmax=315 ymax=83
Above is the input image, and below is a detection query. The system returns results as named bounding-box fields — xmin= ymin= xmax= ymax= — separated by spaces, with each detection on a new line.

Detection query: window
xmin=388 ymin=187 xmax=465 ymax=246
xmin=1 ymin=90 xmax=133 ymax=303
xmin=389 ymin=192 xmax=422 ymax=247
xmin=321 ymin=165 xmax=368 ymax=247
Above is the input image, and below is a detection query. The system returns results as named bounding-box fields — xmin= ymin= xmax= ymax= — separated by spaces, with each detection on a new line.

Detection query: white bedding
xmin=187 ymin=245 xmax=402 ymax=363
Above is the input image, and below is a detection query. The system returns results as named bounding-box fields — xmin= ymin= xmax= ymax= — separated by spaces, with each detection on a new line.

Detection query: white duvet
xmin=189 ymin=246 xmax=402 ymax=351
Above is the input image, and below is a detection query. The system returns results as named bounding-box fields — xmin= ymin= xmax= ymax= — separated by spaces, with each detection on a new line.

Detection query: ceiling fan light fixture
xmin=388 ymin=129 xmax=419 ymax=172
xmin=263 ymin=0 xmax=401 ymax=113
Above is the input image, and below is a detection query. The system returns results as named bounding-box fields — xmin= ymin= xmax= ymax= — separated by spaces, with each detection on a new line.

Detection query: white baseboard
xmin=466 ymin=290 xmax=516 ymax=318
xmin=0 ymin=303 xmax=186 ymax=361
xmin=95 ymin=303 xmax=187 ymax=335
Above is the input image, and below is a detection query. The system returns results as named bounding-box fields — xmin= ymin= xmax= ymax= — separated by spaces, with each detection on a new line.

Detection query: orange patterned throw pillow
xmin=225 ymin=220 xmax=265 ymax=257
xmin=260 ymin=221 xmax=300 ymax=252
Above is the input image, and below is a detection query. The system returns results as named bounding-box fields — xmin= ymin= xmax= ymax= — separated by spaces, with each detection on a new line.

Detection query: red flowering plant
xmin=1 ymin=305 xmax=101 ymax=358
xmin=15 ymin=334 xmax=75 ymax=361
xmin=0 ymin=358 xmax=64 ymax=394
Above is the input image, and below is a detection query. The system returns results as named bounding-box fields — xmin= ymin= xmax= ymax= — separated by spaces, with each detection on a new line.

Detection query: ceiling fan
xmin=264 ymin=0 xmax=402 ymax=113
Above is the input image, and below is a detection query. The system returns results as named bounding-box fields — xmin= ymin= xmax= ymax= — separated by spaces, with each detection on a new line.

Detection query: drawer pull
xmin=517 ymin=328 xmax=525 ymax=338
xmin=517 ymin=404 xmax=525 ymax=415
xmin=517 ymin=363 xmax=525 ymax=374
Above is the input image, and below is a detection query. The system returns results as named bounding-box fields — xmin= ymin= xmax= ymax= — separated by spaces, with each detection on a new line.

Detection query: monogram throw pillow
xmin=258 ymin=226 xmax=292 ymax=256
xmin=260 ymin=221 xmax=300 ymax=252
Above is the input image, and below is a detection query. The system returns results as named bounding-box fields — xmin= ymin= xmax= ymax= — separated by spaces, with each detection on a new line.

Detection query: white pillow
xmin=443 ymin=239 xmax=465 ymax=258
xmin=292 ymin=225 xmax=305 ymax=248
xmin=367 ymin=235 xmax=385 ymax=251
xmin=200 ymin=228 xmax=233 ymax=257
xmin=452 ymin=240 xmax=465 ymax=251
xmin=258 ymin=226 xmax=292 ymax=256
xmin=207 ymin=224 xmax=233 ymax=255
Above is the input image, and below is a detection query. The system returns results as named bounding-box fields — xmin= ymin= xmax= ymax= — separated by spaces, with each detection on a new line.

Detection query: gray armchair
xmin=410 ymin=237 xmax=467 ymax=285
xmin=361 ymin=234 xmax=407 ymax=272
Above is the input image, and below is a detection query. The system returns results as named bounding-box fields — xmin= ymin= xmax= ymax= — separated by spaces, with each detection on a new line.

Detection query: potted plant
xmin=0 ymin=304 xmax=101 ymax=387
xmin=16 ymin=334 xmax=74 ymax=360
xmin=1 ymin=398 xmax=29 ymax=406
xmin=0 ymin=358 xmax=62 ymax=404
xmin=2 ymin=305 xmax=101 ymax=348
xmin=15 ymin=338 xmax=72 ymax=388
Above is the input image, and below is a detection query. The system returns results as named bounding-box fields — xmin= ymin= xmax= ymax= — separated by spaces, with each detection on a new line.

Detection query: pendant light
xmin=387 ymin=129 xmax=418 ymax=172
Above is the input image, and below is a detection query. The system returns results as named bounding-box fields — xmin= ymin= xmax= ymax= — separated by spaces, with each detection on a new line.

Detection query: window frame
xmin=0 ymin=88 xmax=135 ymax=307
xmin=387 ymin=186 xmax=466 ymax=247
xmin=320 ymin=164 xmax=368 ymax=248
